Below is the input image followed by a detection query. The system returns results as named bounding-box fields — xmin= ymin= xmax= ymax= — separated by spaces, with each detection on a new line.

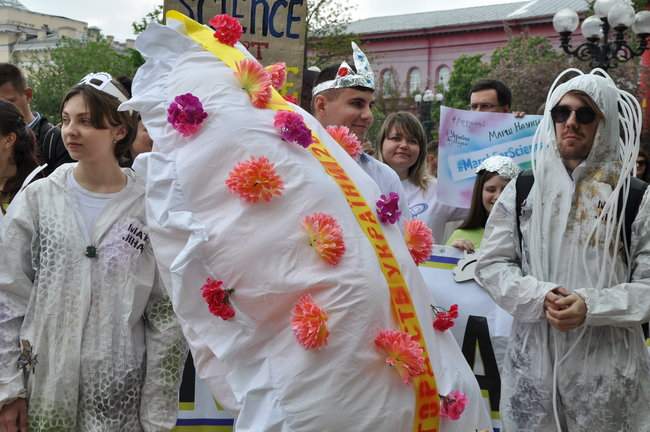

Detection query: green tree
xmin=306 ymin=0 xmax=358 ymax=68
xmin=132 ymin=4 xmax=164 ymax=35
xmin=25 ymin=37 xmax=142 ymax=122
xmin=442 ymin=55 xmax=491 ymax=109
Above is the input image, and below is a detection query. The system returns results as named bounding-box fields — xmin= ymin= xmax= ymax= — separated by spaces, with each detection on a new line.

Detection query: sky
xmin=20 ymin=0 xmax=520 ymax=42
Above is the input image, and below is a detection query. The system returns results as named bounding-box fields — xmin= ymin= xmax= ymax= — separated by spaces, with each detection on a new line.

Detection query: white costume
xmin=401 ymin=178 xmax=467 ymax=243
xmin=125 ymin=15 xmax=490 ymax=432
xmin=0 ymin=164 xmax=187 ymax=431
xmin=476 ymin=71 xmax=650 ymax=431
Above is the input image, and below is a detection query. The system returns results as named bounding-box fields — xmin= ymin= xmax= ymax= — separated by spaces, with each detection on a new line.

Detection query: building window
xmin=381 ymin=69 xmax=395 ymax=95
xmin=437 ymin=66 xmax=450 ymax=91
xmin=408 ymin=68 xmax=421 ymax=95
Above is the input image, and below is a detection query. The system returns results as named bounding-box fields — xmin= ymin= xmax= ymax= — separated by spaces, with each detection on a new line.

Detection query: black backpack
xmin=514 ymin=170 xmax=649 ymax=338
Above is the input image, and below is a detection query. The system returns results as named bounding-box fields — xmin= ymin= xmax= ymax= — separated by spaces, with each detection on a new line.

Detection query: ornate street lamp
xmin=415 ymin=89 xmax=436 ymax=139
xmin=553 ymin=0 xmax=650 ymax=70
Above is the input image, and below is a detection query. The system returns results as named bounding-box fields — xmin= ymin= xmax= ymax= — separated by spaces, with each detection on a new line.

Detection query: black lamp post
xmin=414 ymin=89 xmax=435 ymax=139
xmin=553 ymin=0 xmax=650 ymax=70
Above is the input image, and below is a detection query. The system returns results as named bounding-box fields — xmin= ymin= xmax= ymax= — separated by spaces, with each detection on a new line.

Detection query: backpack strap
xmin=619 ymin=176 xmax=648 ymax=263
xmin=515 ymin=170 xmax=534 ymax=252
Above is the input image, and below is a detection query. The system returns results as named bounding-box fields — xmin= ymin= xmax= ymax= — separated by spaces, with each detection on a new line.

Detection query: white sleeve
xmin=0 ymin=191 xmax=37 ymax=405
xmin=574 ymin=189 xmax=650 ymax=326
xmin=475 ymin=181 xmax=558 ymax=321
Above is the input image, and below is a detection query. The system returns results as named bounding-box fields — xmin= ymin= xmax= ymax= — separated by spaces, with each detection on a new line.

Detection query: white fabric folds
xmin=124 ymin=20 xmax=490 ymax=432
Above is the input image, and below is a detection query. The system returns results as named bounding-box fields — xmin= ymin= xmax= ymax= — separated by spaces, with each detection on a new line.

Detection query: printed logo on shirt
xmin=122 ymin=223 xmax=149 ymax=253
xmin=409 ymin=203 xmax=428 ymax=218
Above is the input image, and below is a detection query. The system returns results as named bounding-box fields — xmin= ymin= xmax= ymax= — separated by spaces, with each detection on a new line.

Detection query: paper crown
xmin=475 ymin=155 xmax=521 ymax=179
xmin=312 ymin=42 xmax=375 ymax=96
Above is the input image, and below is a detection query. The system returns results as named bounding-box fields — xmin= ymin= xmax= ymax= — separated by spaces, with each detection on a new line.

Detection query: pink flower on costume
xmin=291 ymin=294 xmax=329 ymax=349
xmin=326 ymin=125 xmax=362 ymax=159
xmin=403 ymin=219 xmax=434 ymax=265
xmin=376 ymin=192 xmax=401 ymax=224
xmin=209 ymin=14 xmax=243 ymax=46
xmin=167 ymin=93 xmax=208 ymax=137
xmin=266 ymin=62 xmax=287 ymax=90
xmin=302 ymin=213 xmax=346 ymax=265
xmin=440 ymin=390 xmax=468 ymax=420
xmin=226 ymin=156 xmax=284 ymax=203
xmin=201 ymin=278 xmax=235 ymax=320
xmin=235 ymin=59 xmax=273 ymax=108
xmin=274 ymin=111 xmax=313 ymax=148
xmin=284 ymin=94 xmax=298 ymax=104
xmin=432 ymin=304 xmax=459 ymax=331
xmin=374 ymin=329 xmax=425 ymax=384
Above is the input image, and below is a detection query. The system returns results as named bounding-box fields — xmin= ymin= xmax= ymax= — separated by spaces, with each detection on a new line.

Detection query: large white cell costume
xmin=0 ymin=165 xmax=188 ymax=430
xmin=125 ymin=14 xmax=490 ymax=432
xmin=476 ymin=71 xmax=650 ymax=431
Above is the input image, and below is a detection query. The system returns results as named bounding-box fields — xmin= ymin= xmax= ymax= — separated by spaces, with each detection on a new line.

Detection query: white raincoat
xmin=124 ymin=17 xmax=491 ymax=432
xmin=0 ymin=164 xmax=187 ymax=431
xmin=476 ymin=72 xmax=650 ymax=431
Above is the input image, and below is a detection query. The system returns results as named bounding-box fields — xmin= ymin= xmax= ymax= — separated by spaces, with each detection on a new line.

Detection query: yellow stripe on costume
xmin=167 ymin=11 xmax=440 ymax=431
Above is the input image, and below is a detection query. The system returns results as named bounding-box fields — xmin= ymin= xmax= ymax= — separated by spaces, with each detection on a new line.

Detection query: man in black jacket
xmin=0 ymin=63 xmax=72 ymax=175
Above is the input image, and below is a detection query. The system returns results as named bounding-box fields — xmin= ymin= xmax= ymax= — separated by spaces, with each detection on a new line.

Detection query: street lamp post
xmin=415 ymin=89 xmax=435 ymax=139
xmin=553 ymin=0 xmax=650 ymax=70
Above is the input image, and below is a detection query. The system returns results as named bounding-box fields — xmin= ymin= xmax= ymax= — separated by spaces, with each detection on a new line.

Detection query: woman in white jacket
xmin=0 ymin=73 xmax=187 ymax=432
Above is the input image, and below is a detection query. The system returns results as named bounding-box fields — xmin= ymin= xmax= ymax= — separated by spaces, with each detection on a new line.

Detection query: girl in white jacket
xmin=0 ymin=73 xmax=187 ymax=432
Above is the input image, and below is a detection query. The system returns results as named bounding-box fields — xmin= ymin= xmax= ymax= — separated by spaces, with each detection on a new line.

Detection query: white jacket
xmin=0 ymin=163 xmax=187 ymax=431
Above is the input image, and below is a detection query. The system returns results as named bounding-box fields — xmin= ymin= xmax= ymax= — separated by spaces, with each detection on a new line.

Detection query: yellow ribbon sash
xmin=166 ymin=10 xmax=440 ymax=431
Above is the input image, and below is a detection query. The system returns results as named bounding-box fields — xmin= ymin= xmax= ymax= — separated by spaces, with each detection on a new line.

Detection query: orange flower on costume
xmin=404 ymin=219 xmax=434 ymax=265
xmin=226 ymin=156 xmax=284 ymax=203
xmin=265 ymin=62 xmax=287 ymax=90
xmin=291 ymin=294 xmax=329 ymax=350
xmin=302 ymin=213 xmax=345 ymax=265
xmin=235 ymin=59 xmax=273 ymax=108
xmin=326 ymin=126 xmax=363 ymax=159
xmin=374 ymin=329 xmax=425 ymax=384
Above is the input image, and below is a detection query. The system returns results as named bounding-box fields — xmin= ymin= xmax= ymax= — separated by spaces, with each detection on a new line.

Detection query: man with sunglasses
xmin=476 ymin=71 xmax=650 ymax=431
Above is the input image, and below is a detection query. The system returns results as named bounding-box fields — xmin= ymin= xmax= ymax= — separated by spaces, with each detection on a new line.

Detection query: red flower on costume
xmin=266 ymin=62 xmax=287 ymax=90
xmin=376 ymin=192 xmax=401 ymax=224
xmin=302 ymin=213 xmax=345 ymax=265
xmin=431 ymin=304 xmax=459 ymax=331
xmin=235 ymin=59 xmax=273 ymax=108
xmin=209 ymin=14 xmax=243 ymax=46
xmin=291 ymin=294 xmax=329 ymax=350
xmin=440 ymin=390 xmax=468 ymax=420
xmin=201 ymin=277 xmax=235 ymax=320
xmin=284 ymin=94 xmax=298 ymax=104
xmin=226 ymin=156 xmax=284 ymax=203
xmin=326 ymin=125 xmax=362 ymax=159
xmin=274 ymin=111 xmax=313 ymax=148
xmin=403 ymin=219 xmax=434 ymax=265
xmin=374 ymin=329 xmax=425 ymax=384
xmin=167 ymin=93 xmax=208 ymax=137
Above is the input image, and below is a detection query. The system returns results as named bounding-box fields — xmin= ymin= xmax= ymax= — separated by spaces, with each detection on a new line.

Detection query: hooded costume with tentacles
xmin=476 ymin=69 xmax=650 ymax=431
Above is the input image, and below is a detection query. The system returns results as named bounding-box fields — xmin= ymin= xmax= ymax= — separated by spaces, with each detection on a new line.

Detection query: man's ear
xmin=313 ymin=94 xmax=327 ymax=116
xmin=24 ymin=87 xmax=33 ymax=104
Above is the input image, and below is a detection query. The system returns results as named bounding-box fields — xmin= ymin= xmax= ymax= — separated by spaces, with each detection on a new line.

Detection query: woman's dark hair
xmin=60 ymin=81 xmax=136 ymax=162
xmin=0 ymin=100 xmax=39 ymax=203
xmin=637 ymin=148 xmax=650 ymax=182
xmin=458 ymin=170 xmax=498 ymax=230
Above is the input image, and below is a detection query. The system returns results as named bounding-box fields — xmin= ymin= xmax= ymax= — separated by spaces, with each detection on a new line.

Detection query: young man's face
xmin=469 ymin=89 xmax=509 ymax=113
xmin=0 ymin=82 xmax=32 ymax=121
xmin=313 ymin=88 xmax=374 ymax=140
xmin=553 ymin=93 xmax=600 ymax=166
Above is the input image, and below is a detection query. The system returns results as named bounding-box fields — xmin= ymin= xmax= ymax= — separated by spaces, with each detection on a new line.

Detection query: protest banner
xmin=163 ymin=0 xmax=306 ymax=102
xmin=437 ymin=107 xmax=542 ymax=208
xmin=420 ymin=245 xmax=513 ymax=432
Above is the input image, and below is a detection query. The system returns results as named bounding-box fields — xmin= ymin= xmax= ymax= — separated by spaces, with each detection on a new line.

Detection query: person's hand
xmin=451 ymin=239 xmax=476 ymax=253
xmin=513 ymin=111 xmax=526 ymax=118
xmin=0 ymin=398 xmax=27 ymax=432
xmin=544 ymin=287 xmax=587 ymax=332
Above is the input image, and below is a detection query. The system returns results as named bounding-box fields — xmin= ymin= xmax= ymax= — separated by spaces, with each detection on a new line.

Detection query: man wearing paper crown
xmin=311 ymin=42 xmax=410 ymax=221
xmin=124 ymin=11 xmax=491 ymax=432
xmin=477 ymin=69 xmax=650 ymax=430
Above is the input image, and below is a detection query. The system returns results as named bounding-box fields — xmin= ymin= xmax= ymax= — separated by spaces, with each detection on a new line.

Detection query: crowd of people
xmin=0 ymin=13 xmax=649 ymax=432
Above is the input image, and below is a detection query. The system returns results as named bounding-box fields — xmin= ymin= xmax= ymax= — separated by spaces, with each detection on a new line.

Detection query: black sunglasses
xmin=550 ymin=105 xmax=597 ymax=124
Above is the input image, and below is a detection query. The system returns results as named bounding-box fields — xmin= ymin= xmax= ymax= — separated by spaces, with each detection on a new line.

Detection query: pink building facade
xmin=346 ymin=0 xmax=590 ymax=97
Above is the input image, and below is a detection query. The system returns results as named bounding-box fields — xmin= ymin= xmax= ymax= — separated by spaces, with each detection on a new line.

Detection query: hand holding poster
xmin=437 ymin=107 xmax=542 ymax=208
